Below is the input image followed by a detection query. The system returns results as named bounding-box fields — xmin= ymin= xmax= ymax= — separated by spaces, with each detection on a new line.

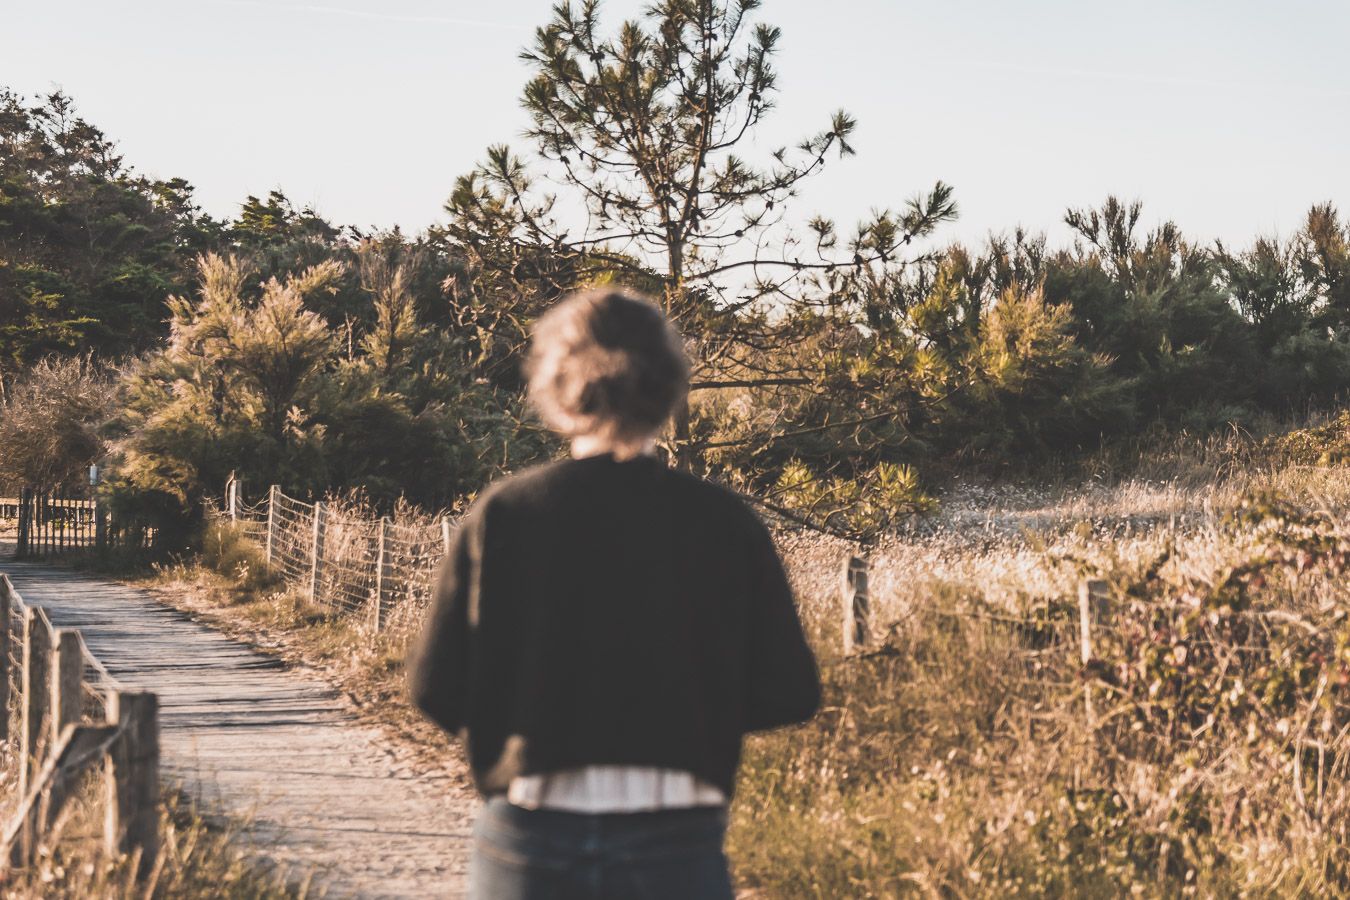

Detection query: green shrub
xmin=1262 ymin=410 xmax=1350 ymax=466
xmin=201 ymin=520 xmax=276 ymax=593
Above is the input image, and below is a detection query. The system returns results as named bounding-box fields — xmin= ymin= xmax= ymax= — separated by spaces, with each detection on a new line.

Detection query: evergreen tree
xmin=1054 ymin=197 xmax=1257 ymax=425
xmin=451 ymin=0 xmax=955 ymax=466
xmin=0 ymin=90 xmax=216 ymax=370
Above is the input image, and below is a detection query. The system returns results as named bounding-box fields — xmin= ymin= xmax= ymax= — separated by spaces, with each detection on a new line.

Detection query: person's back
xmin=409 ymin=289 xmax=819 ymax=899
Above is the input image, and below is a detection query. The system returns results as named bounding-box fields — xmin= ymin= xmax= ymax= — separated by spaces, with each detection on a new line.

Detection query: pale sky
xmin=6 ymin=0 xmax=1348 ymax=251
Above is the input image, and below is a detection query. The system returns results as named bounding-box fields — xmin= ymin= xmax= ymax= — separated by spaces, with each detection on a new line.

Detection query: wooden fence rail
xmin=0 ymin=574 xmax=159 ymax=875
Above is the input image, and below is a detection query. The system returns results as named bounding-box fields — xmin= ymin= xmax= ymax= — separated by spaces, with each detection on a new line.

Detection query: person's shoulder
xmin=468 ymin=457 xmax=768 ymax=533
xmin=467 ymin=458 xmax=577 ymax=512
xmin=661 ymin=466 xmax=769 ymax=534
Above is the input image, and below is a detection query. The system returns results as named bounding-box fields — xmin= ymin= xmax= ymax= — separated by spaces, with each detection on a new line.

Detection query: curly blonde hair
xmin=526 ymin=289 xmax=690 ymax=441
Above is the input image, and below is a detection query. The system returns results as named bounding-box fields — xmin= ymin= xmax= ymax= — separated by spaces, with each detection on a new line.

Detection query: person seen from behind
xmin=409 ymin=288 xmax=821 ymax=899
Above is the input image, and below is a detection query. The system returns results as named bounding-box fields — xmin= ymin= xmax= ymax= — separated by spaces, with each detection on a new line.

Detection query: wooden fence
xmin=0 ymin=574 xmax=159 ymax=875
xmin=8 ymin=488 xmax=157 ymax=559
xmin=12 ymin=490 xmax=99 ymax=558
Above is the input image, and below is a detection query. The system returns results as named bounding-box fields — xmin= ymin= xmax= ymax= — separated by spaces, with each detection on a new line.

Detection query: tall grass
xmin=729 ymin=425 xmax=1350 ymax=897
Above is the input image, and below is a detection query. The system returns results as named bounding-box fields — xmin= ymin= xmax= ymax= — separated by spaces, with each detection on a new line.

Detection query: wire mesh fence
xmin=221 ymin=479 xmax=450 ymax=636
xmin=220 ymin=477 xmax=1094 ymax=665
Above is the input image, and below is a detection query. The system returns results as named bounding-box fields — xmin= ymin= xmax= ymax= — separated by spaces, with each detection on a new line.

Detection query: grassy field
xmin=141 ymin=413 xmax=1350 ymax=898
xmin=730 ymin=419 xmax=1350 ymax=897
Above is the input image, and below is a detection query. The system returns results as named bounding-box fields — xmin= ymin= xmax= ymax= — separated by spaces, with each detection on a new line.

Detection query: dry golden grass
xmin=0 ymin=791 xmax=305 ymax=899
xmin=728 ymin=428 xmax=1350 ymax=898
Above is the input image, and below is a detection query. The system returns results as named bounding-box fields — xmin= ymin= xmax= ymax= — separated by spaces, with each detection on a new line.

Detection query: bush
xmin=110 ymin=253 xmax=543 ymax=521
xmin=0 ymin=354 xmax=114 ymax=488
xmin=1261 ymin=409 xmax=1350 ymax=466
xmin=201 ymin=520 xmax=277 ymax=593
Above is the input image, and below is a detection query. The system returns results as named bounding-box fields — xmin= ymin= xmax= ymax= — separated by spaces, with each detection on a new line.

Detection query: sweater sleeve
xmin=407 ymin=512 xmax=476 ymax=737
xmin=744 ymin=520 xmax=821 ymax=732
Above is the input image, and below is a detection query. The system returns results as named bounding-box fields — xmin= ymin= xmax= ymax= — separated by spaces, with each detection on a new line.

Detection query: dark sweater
xmin=408 ymin=453 xmax=821 ymax=799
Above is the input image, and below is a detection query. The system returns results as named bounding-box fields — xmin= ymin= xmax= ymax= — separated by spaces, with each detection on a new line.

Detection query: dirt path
xmin=2 ymin=558 xmax=475 ymax=898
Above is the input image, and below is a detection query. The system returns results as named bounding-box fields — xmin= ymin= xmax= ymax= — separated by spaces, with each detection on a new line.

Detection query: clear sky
xmin=6 ymin=0 xmax=1348 ymax=250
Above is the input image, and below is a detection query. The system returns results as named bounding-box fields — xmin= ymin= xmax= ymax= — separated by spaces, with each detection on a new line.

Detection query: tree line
xmin=1 ymin=0 xmax=1347 ymax=539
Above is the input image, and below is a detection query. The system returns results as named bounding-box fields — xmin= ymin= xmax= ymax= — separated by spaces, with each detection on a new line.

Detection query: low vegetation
xmin=731 ymin=436 xmax=1350 ymax=897
xmin=0 ymin=796 xmax=302 ymax=899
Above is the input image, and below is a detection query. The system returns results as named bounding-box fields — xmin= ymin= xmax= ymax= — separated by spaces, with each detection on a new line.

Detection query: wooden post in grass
xmin=51 ymin=629 xmax=83 ymax=747
xmin=20 ymin=608 xmax=53 ymax=796
xmin=372 ymin=517 xmax=389 ymax=633
xmin=1078 ymin=579 xmax=1110 ymax=664
xmin=227 ymin=477 xmax=239 ymax=521
xmin=841 ymin=555 xmax=871 ymax=654
xmin=264 ymin=485 xmax=279 ymax=566
xmin=105 ymin=690 xmax=159 ymax=875
xmin=441 ymin=517 xmax=452 ymax=557
xmin=310 ymin=501 xmax=327 ymax=602
xmin=0 ymin=576 xmax=10 ymax=742
xmin=1078 ymin=579 xmax=1110 ymax=726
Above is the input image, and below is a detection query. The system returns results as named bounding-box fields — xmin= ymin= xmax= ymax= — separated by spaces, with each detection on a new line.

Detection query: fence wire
xmin=2 ymin=575 xmax=123 ymax=743
xmin=221 ymin=484 xmax=450 ymax=636
xmin=77 ymin=631 xmax=123 ymax=721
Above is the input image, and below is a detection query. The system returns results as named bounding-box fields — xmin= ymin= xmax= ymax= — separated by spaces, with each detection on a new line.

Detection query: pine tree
xmin=0 ymin=90 xmax=216 ymax=369
xmin=450 ymin=0 xmax=955 ymax=466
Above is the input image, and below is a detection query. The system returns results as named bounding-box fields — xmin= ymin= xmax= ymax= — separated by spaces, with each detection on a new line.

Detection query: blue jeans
xmin=468 ymin=798 xmax=734 ymax=899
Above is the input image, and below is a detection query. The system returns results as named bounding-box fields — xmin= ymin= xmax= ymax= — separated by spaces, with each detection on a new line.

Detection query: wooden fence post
xmin=51 ymin=629 xmax=83 ymax=748
xmin=841 ymin=555 xmax=871 ymax=654
xmin=1078 ymin=579 xmax=1110 ymax=665
xmin=16 ymin=487 xmax=31 ymax=557
xmin=32 ymin=491 xmax=42 ymax=559
xmin=1078 ymin=579 xmax=1110 ymax=726
xmin=94 ymin=499 xmax=108 ymax=553
xmin=264 ymin=485 xmax=279 ymax=566
xmin=310 ymin=501 xmax=327 ymax=602
xmin=373 ymin=517 xmax=389 ymax=633
xmin=0 ymin=576 xmax=9 ymax=742
xmin=20 ymin=608 xmax=53 ymax=797
xmin=105 ymin=690 xmax=159 ymax=876
xmin=441 ymin=517 xmax=452 ymax=556
xmin=227 ymin=477 xmax=239 ymax=521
